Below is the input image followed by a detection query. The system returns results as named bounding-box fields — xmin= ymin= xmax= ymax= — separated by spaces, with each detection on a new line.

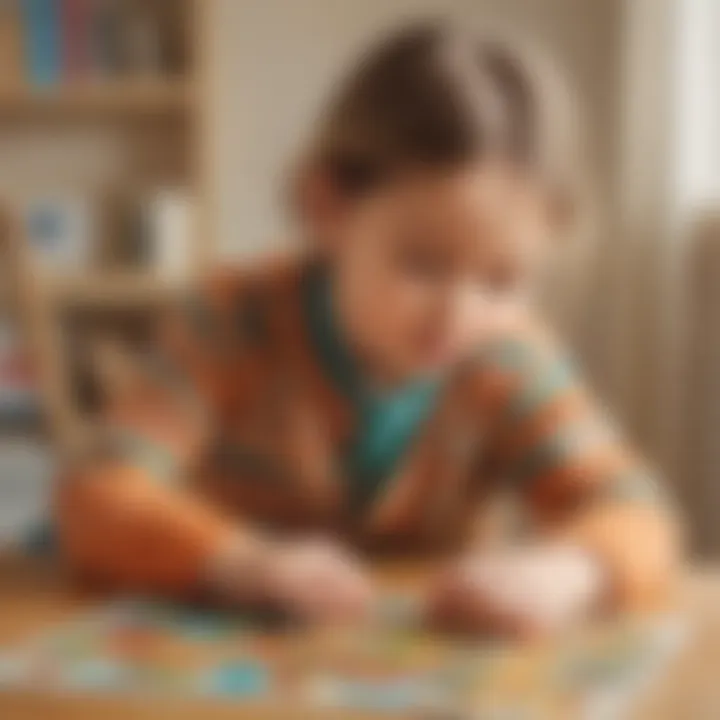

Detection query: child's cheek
xmin=373 ymin=285 xmax=441 ymax=371
xmin=402 ymin=303 xmax=465 ymax=372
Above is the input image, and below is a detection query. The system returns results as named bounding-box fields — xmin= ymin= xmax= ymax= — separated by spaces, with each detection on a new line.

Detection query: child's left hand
xmin=427 ymin=545 xmax=605 ymax=638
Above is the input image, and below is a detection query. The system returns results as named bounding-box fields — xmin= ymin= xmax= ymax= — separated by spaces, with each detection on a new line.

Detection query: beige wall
xmin=207 ymin=0 xmax=623 ymax=259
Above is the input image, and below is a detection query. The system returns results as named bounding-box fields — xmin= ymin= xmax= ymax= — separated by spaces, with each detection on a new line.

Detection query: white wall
xmin=207 ymin=0 xmax=622 ymax=259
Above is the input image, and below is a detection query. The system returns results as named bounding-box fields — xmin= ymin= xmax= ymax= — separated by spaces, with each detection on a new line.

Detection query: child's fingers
xmin=316 ymin=563 xmax=375 ymax=621
xmin=428 ymin=548 xmax=602 ymax=639
xmin=427 ymin=558 xmax=535 ymax=637
xmin=273 ymin=551 xmax=374 ymax=623
xmin=426 ymin=566 xmax=484 ymax=631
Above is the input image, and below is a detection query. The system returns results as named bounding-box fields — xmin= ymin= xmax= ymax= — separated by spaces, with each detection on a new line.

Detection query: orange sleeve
xmin=56 ymin=272 xmax=252 ymax=597
xmin=476 ymin=325 xmax=682 ymax=611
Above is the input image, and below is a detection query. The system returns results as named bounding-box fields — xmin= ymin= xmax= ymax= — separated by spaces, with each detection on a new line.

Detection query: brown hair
xmin=296 ymin=20 xmax=585 ymax=230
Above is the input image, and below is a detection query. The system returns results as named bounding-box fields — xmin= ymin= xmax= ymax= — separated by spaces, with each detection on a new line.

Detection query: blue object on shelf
xmin=22 ymin=0 xmax=62 ymax=86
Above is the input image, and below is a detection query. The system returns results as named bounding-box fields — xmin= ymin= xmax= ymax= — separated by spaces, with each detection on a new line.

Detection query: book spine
xmin=22 ymin=0 xmax=62 ymax=86
xmin=88 ymin=0 xmax=123 ymax=80
xmin=0 ymin=1 xmax=25 ymax=86
xmin=122 ymin=6 xmax=162 ymax=78
xmin=61 ymin=0 xmax=88 ymax=81
xmin=0 ymin=322 xmax=39 ymax=429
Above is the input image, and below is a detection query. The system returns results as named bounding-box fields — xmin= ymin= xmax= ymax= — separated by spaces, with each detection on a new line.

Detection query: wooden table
xmin=0 ymin=554 xmax=718 ymax=719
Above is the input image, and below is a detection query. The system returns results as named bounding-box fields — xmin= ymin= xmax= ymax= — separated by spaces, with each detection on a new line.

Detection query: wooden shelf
xmin=0 ymin=79 xmax=194 ymax=119
xmin=1 ymin=0 xmax=206 ymax=453
xmin=47 ymin=273 xmax=184 ymax=308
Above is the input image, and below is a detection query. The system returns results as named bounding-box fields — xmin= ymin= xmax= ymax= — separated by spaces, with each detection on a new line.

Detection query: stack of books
xmin=0 ymin=0 xmax=170 ymax=88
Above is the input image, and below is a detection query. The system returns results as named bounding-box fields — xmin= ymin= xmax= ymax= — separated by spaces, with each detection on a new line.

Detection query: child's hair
xmin=296 ymin=20 xmax=585 ymax=231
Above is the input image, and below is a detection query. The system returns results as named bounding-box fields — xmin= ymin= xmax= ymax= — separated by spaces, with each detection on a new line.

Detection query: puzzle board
xmin=0 ymin=597 xmax=685 ymax=719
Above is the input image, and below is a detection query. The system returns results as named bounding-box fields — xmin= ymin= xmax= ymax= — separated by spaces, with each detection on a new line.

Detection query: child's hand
xmin=261 ymin=538 xmax=375 ymax=622
xmin=427 ymin=545 xmax=605 ymax=638
xmin=210 ymin=535 xmax=375 ymax=623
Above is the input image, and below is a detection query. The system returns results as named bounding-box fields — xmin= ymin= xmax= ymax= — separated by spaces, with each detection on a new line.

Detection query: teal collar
xmin=302 ymin=263 xmax=441 ymax=509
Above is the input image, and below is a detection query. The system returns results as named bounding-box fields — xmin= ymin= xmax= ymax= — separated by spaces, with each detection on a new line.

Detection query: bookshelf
xmin=0 ymin=0 xmax=212 ymax=454
xmin=0 ymin=78 xmax=193 ymax=118
xmin=48 ymin=271 xmax=177 ymax=307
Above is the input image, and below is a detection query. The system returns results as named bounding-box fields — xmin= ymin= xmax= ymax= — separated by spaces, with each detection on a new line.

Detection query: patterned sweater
xmin=56 ymin=255 xmax=679 ymax=609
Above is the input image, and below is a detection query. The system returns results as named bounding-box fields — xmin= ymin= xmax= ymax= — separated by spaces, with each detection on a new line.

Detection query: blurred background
xmin=0 ymin=0 xmax=717 ymax=557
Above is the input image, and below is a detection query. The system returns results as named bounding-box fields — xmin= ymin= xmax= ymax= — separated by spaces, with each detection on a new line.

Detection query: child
xmin=57 ymin=22 xmax=679 ymax=637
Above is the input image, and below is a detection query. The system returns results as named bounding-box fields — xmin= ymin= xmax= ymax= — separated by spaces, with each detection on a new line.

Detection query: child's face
xmin=328 ymin=165 xmax=555 ymax=381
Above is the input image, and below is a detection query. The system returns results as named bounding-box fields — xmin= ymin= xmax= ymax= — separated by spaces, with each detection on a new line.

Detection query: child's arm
xmin=430 ymin=325 xmax=681 ymax=634
xmin=55 ymin=277 xmax=247 ymax=597
xmin=55 ymin=274 xmax=373 ymax=618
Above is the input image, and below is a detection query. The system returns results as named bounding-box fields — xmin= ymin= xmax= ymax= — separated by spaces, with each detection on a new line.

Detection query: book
xmin=60 ymin=0 xmax=91 ymax=82
xmin=22 ymin=0 xmax=62 ymax=87
xmin=0 ymin=321 xmax=40 ymax=429
xmin=87 ymin=0 xmax=124 ymax=80
xmin=120 ymin=4 xmax=163 ymax=78
xmin=0 ymin=0 xmax=24 ymax=87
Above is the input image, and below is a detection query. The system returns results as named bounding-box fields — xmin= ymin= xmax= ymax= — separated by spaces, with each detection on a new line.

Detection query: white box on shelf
xmin=141 ymin=187 xmax=194 ymax=282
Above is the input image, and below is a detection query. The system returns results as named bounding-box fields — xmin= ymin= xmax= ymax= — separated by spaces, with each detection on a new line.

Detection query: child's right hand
xmin=209 ymin=535 xmax=375 ymax=623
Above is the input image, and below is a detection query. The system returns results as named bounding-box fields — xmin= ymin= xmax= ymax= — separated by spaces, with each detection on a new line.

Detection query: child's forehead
xmin=374 ymin=166 xmax=547 ymax=252
xmin=378 ymin=165 xmax=542 ymax=223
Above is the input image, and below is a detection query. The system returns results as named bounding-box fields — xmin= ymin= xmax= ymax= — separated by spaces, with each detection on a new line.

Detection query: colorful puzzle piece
xmin=199 ymin=660 xmax=270 ymax=697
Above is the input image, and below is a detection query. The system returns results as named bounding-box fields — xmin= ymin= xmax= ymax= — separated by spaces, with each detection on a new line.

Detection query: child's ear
xmin=294 ymin=164 xmax=350 ymax=250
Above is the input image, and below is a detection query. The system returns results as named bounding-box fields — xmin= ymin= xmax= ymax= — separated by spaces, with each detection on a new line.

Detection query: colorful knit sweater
xmin=56 ymin=255 xmax=679 ymax=609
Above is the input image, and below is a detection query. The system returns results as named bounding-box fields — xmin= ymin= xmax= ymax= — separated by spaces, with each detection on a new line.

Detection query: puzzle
xmin=0 ymin=595 xmax=685 ymax=719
